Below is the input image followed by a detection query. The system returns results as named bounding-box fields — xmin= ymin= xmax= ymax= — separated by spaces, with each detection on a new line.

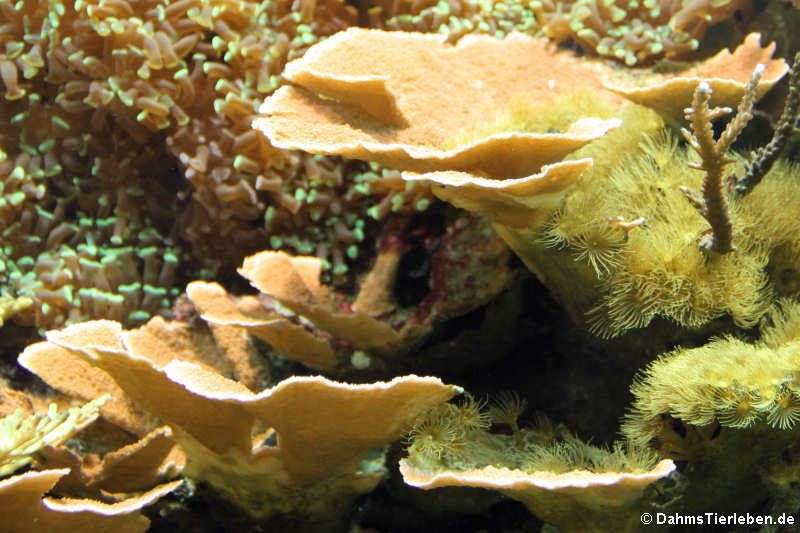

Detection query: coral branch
xmin=680 ymin=65 xmax=763 ymax=254
xmin=734 ymin=52 xmax=800 ymax=197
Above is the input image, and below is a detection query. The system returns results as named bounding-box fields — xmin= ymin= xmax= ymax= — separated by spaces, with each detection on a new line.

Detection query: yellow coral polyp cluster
xmin=401 ymin=392 xmax=672 ymax=533
xmin=624 ymin=302 xmax=800 ymax=447
xmin=404 ymin=391 xmax=659 ymax=476
xmin=0 ymin=397 xmax=106 ymax=477
xmin=539 ymin=125 xmax=800 ymax=338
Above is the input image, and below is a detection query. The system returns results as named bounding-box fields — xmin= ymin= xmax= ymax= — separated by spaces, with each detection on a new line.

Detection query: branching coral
xmin=504 ymin=35 xmax=798 ymax=338
xmin=553 ymin=128 xmax=783 ymax=338
xmin=734 ymin=51 xmax=800 ymax=196
xmin=679 ymin=64 xmax=762 ymax=253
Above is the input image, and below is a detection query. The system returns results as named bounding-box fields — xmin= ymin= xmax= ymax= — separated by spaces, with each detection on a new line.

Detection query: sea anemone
xmin=488 ymin=390 xmax=528 ymax=435
xmin=570 ymin=222 xmax=626 ymax=278
xmin=406 ymin=404 xmax=466 ymax=460
xmin=766 ymin=386 xmax=800 ymax=430
xmin=453 ymin=394 xmax=492 ymax=432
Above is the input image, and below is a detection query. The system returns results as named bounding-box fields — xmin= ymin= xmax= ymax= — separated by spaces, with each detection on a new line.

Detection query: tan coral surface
xmin=257 ymin=28 xmax=621 ymax=177
xmin=0 ymin=468 xmax=179 ymax=533
xmin=606 ymin=34 xmax=789 ymax=121
xmin=400 ymin=459 xmax=675 ymax=533
xmin=18 ymin=319 xmax=459 ymax=518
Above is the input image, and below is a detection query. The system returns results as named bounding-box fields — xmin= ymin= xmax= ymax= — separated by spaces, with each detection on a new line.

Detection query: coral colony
xmin=2 ymin=0 xmax=800 ymax=531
